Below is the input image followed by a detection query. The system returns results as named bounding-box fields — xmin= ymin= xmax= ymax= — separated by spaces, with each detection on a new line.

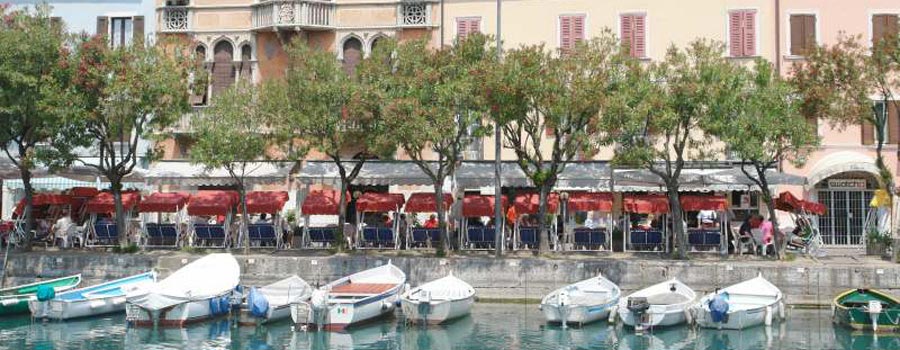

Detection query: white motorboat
xmin=618 ymin=278 xmax=696 ymax=332
xmin=238 ymin=275 xmax=313 ymax=325
xmin=29 ymin=271 xmax=156 ymax=321
xmin=401 ymin=272 xmax=475 ymax=325
xmin=125 ymin=253 xmax=240 ymax=327
xmin=692 ymin=275 xmax=785 ymax=330
xmin=540 ymin=274 xmax=621 ymax=326
xmin=291 ymin=262 xmax=406 ymax=331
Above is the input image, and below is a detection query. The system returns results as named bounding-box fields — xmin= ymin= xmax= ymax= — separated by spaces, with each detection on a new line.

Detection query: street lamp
xmin=493 ymin=0 xmax=503 ymax=257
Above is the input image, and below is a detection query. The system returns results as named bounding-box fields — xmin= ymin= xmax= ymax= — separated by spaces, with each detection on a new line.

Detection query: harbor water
xmin=0 ymin=304 xmax=894 ymax=350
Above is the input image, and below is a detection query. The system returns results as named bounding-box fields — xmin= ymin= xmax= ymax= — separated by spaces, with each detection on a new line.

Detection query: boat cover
xmin=248 ymin=287 xmax=269 ymax=317
xmin=259 ymin=275 xmax=313 ymax=307
xmin=709 ymin=292 xmax=729 ymax=323
xmin=412 ymin=274 xmax=474 ymax=301
xmin=128 ymin=254 xmax=240 ymax=311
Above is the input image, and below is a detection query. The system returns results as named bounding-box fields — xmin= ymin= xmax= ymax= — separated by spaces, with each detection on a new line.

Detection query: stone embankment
xmin=3 ymin=251 xmax=897 ymax=306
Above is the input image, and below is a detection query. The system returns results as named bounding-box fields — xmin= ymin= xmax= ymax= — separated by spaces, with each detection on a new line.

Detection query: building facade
xmin=148 ymin=0 xmax=898 ymax=246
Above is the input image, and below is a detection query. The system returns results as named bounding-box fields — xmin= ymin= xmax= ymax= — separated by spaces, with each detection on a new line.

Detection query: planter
xmin=866 ymin=242 xmax=886 ymax=256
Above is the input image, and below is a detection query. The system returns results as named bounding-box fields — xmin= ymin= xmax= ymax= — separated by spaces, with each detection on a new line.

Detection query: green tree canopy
xmin=0 ymin=5 xmax=80 ymax=247
xmin=605 ymin=40 xmax=745 ymax=259
xmin=484 ymin=30 xmax=626 ymax=252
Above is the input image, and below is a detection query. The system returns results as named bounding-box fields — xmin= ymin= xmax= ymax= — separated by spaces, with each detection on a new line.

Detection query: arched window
xmin=239 ymin=44 xmax=252 ymax=82
xmin=190 ymin=45 xmax=208 ymax=105
xmin=211 ymin=41 xmax=234 ymax=98
xmin=342 ymin=37 xmax=363 ymax=75
xmin=370 ymin=37 xmax=382 ymax=53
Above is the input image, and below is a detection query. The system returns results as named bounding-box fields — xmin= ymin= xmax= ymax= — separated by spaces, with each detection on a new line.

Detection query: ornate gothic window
xmin=401 ymin=2 xmax=427 ymax=26
xmin=163 ymin=7 xmax=189 ymax=31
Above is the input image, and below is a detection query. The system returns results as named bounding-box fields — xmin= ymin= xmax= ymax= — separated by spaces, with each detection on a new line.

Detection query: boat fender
xmin=684 ymin=307 xmax=693 ymax=325
xmin=778 ymin=301 xmax=785 ymax=320
xmin=248 ymin=287 xmax=270 ymax=318
xmin=382 ymin=301 xmax=392 ymax=311
xmin=209 ymin=298 xmax=221 ymax=315
xmin=36 ymin=285 xmax=55 ymax=302
xmin=608 ymin=305 xmax=618 ymax=323
xmin=220 ymin=296 xmax=230 ymax=314
xmin=765 ymin=306 xmax=773 ymax=326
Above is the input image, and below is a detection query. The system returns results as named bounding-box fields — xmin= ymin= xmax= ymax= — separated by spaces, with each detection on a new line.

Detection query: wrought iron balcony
xmin=252 ymin=0 xmax=335 ymax=30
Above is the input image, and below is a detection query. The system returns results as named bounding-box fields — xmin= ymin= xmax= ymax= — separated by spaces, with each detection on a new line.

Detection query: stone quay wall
xmin=3 ymin=252 xmax=897 ymax=306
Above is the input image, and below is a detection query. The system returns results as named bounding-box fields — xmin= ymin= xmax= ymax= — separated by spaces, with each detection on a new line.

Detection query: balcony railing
xmin=160 ymin=6 xmax=190 ymax=32
xmin=165 ymin=106 xmax=207 ymax=134
xmin=252 ymin=0 xmax=335 ymax=29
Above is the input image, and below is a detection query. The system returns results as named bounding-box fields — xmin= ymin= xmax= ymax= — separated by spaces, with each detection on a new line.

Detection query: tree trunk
xmin=337 ymin=180 xmax=348 ymax=252
xmin=537 ymin=183 xmax=552 ymax=253
xmin=238 ymin=187 xmax=250 ymax=254
xmin=434 ymin=182 xmax=449 ymax=253
xmin=666 ymin=186 xmax=686 ymax=259
xmin=111 ymin=180 xmax=128 ymax=247
xmin=19 ymin=168 xmax=34 ymax=251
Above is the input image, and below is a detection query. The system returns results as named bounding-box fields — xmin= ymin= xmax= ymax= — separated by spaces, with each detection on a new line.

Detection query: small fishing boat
xmin=618 ymin=278 xmax=696 ymax=332
xmin=125 ymin=253 xmax=240 ymax=327
xmin=401 ymin=272 xmax=475 ymax=325
xmin=29 ymin=271 xmax=156 ymax=321
xmin=540 ymin=274 xmax=621 ymax=327
xmin=292 ymin=262 xmax=406 ymax=331
xmin=0 ymin=274 xmax=82 ymax=316
xmin=237 ymin=275 xmax=313 ymax=325
xmin=832 ymin=288 xmax=900 ymax=332
xmin=692 ymin=275 xmax=784 ymax=330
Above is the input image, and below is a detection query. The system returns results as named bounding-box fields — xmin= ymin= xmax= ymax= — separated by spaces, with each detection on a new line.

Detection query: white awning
xmin=146 ymin=161 xmax=293 ymax=186
xmin=296 ymin=161 xmax=435 ymax=186
xmin=612 ymin=166 xmax=806 ymax=192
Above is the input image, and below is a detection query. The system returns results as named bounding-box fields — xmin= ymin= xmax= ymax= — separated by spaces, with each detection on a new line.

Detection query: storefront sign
xmin=827 ymin=179 xmax=867 ymax=189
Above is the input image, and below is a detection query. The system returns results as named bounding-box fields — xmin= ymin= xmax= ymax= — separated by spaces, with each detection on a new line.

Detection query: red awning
xmin=85 ymin=192 xmax=142 ymax=214
xmin=775 ymin=192 xmax=826 ymax=215
xmin=405 ymin=193 xmax=453 ymax=213
xmin=301 ymin=190 xmax=343 ymax=216
xmin=462 ymin=195 xmax=508 ymax=217
xmin=187 ymin=191 xmax=239 ymax=216
xmin=69 ymin=187 xmax=100 ymax=198
xmin=566 ymin=192 xmax=613 ymax=212
xmin=356 ymin=192 xmax=406 ymax=212
xmin=514 ymin=193 xmax=560 ymax=214
xmin=623 ymin=194 xmax=670 ymax=214
xmin=14 ymin=194 xmax=73 ymax=215
xmin=138 ymin=192 xmax=191 ymax=213
xmin=679 ymin=194 xmax=729 ymax=211
xmin=246 ymin=191 xmax=289 ymax=214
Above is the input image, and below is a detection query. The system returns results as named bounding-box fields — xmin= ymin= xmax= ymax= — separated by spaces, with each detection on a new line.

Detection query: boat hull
xmin=292 ymin=287 xmax=402 ymax=331
xmin=237 ymin=303 xmax=292 ymax=326
xmin=694 ymin=305 xmax=774 ymax=330
xmin=401 ymin=295 xmax=474 ymax=324
xmin=619 ymin=306 xmax=688 ymax=329
xmin=834 ymin=306 xmax=900 ymax=332
xmin=541 ymin=300 xmax=616 ymax=325
xmin=30 ymin=296 xmax=128 ymax=321
xmin=0 ymin=298 xmax=32 ymax=316
xmin=126 ymin=293 xmax=233 ymax=328
xmin=0 ymin=275 xmax=82 ymax=316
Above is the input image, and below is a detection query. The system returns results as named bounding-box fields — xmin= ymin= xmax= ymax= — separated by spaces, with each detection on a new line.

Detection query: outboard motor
xmin=627 ymin=297 xmax=651 ymax=333
xmin=418 ymin=290 xmax=432 ymax=323
xmin=559 ymin=290 xmax=570 ymax=329
xmin=867 ymin=300 xmax=883 ymax=332
xmin=308 ymin=289 xmax=329 ymax=331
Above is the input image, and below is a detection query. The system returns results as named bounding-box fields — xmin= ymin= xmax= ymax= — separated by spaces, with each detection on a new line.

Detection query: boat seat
xmin=330 ymin=283 xmax=396 ymax=295
xmin=573 ymin=228 xmax=606 ymax=250
xmin=360 ymin=227 xmax=396 ymax=248
xmin=410 ymin=228 xmax=441 ymax=248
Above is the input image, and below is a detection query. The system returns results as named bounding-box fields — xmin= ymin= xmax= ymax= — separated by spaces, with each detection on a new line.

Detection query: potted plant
xmin=866 ymin=228 xmax=890 ymax=256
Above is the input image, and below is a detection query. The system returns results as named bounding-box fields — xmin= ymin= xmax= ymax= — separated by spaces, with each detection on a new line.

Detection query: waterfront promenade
xmin=2 ymin=247 xmax=894 ymax=307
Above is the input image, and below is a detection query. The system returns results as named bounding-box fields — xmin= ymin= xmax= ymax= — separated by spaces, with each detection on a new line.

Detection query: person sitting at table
xmin=697 ymin=210 xmax=718 ymax=229
xmin=737 ymin=215 xmax=760 ymax=254
xmin=423 ymin=214 xmax=439 ymax=229
xmin=584 ymin=212 xmax=598 ymax=229
xmin=759 ymin=216 xmax=775 ymax=255
xmin=636 ymin=214 xmax=654 ymax=231
xmin=383 ymin=214 xmax=393 ymax=228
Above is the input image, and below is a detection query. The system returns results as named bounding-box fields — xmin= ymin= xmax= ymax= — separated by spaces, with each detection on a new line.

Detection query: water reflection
xmin=0 ymin=306 xmax=893 ymax=350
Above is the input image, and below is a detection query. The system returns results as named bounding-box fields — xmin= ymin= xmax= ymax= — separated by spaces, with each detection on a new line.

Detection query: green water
xmin=0 ymin=305 xmax=895 ymax=350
